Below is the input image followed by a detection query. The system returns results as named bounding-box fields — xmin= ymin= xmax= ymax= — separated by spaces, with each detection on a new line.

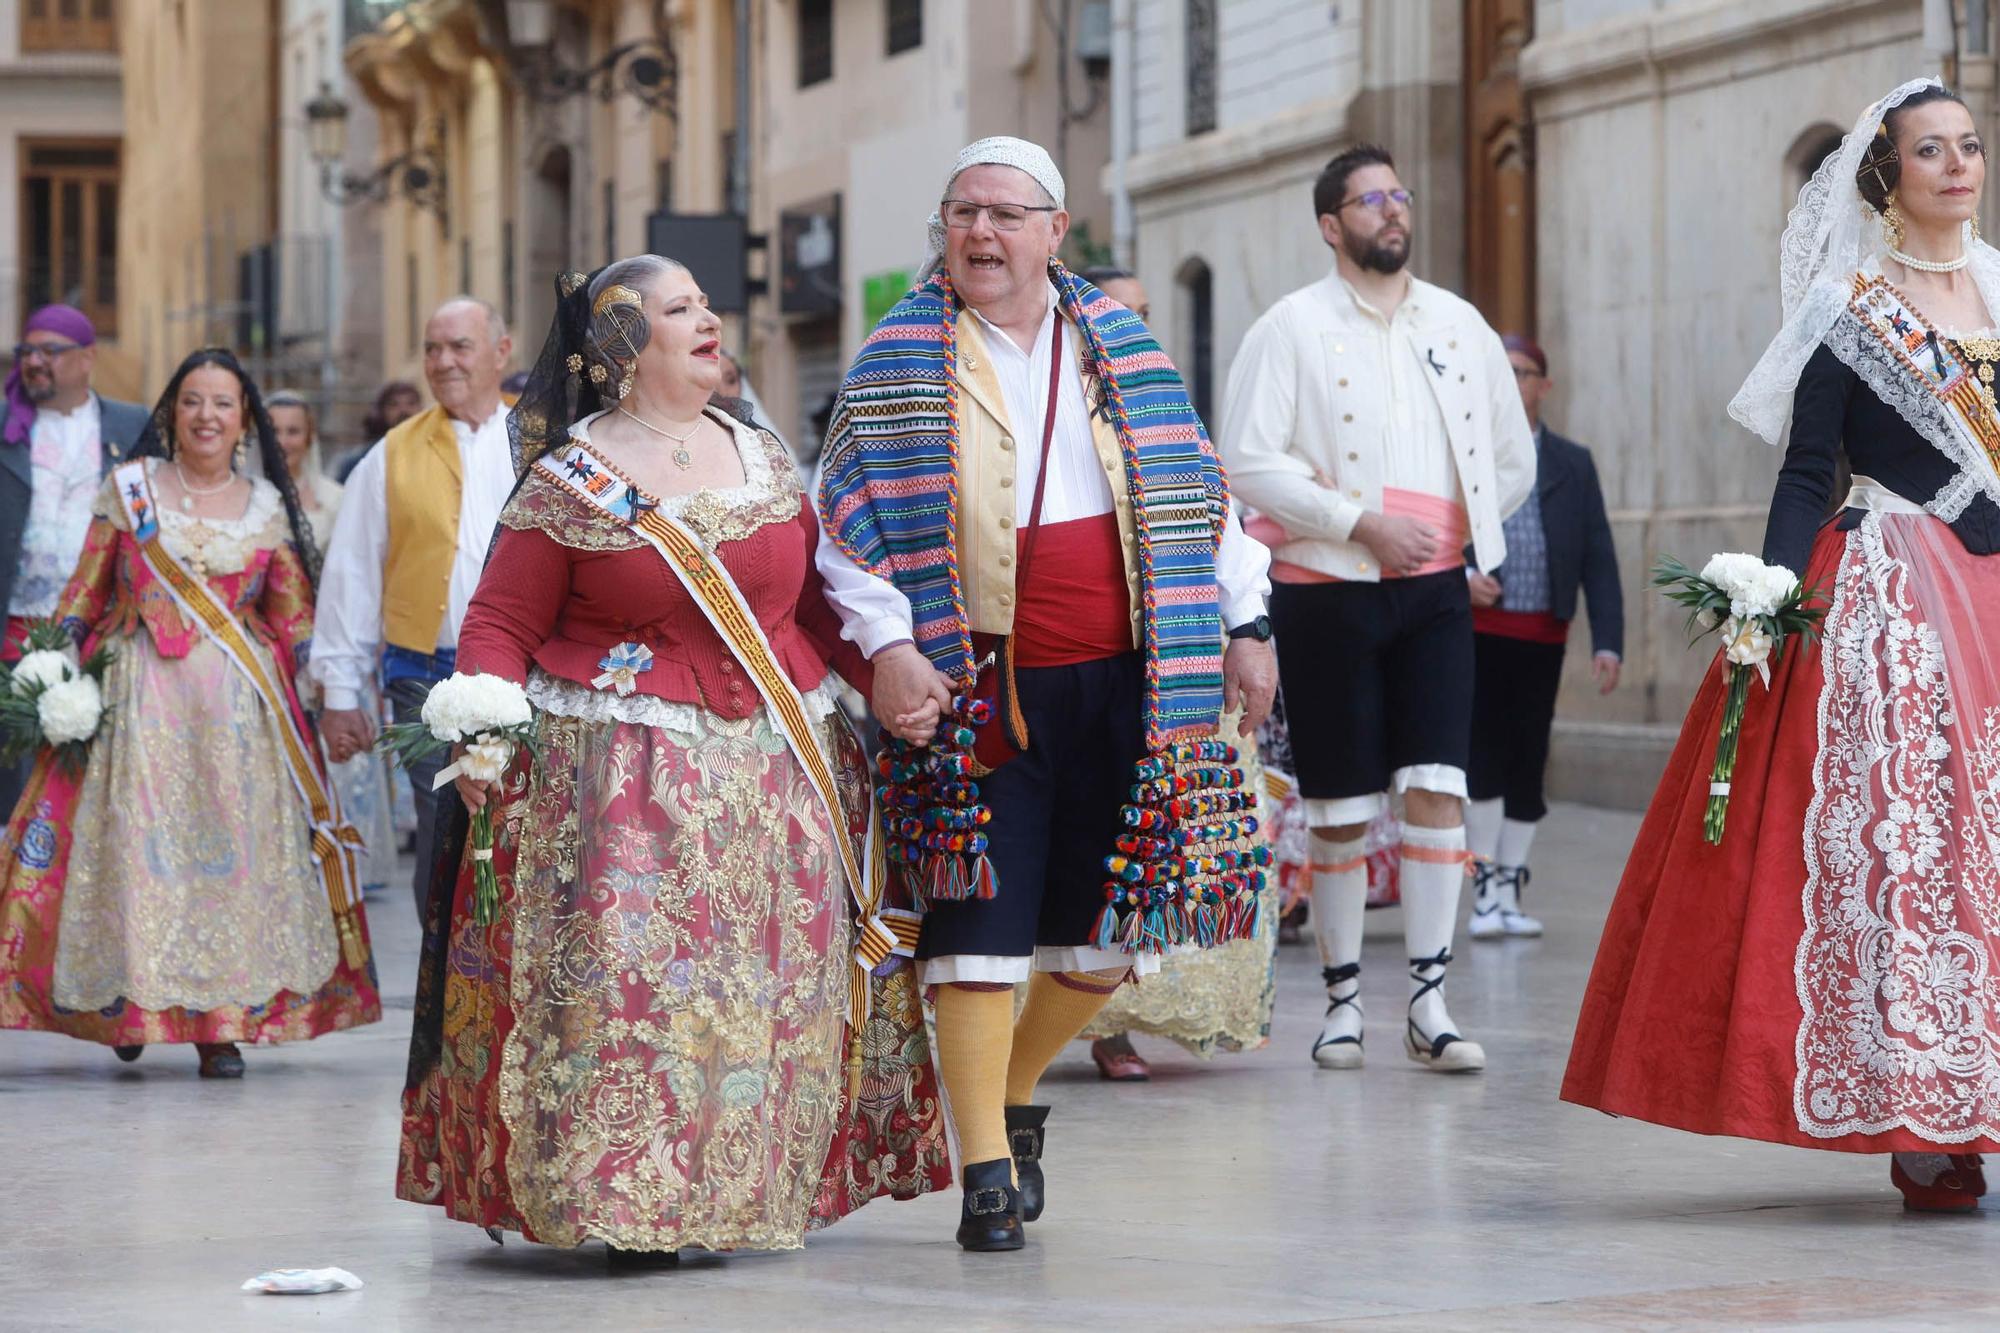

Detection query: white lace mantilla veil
xmin=1729 ymin=78 xmax=2000 ymax=466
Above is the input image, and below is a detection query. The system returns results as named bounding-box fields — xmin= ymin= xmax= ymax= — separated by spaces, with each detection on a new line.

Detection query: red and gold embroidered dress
xmin=0 ymin=463 xmax=380 ymax=1045
xmin=395 ymin=410 xmax=948 ymax=1251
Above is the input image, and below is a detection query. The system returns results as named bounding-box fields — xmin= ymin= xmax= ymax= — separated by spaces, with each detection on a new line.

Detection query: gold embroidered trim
xmin=502 ymin=415 xmax=801 ymax=552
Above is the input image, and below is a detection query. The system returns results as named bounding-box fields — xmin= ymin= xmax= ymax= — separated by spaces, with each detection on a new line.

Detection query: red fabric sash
xmin=1011 ymin=513 xmax=1132 ymax=667
xmin=1473 ymin=607 xmax=1569 ymax=644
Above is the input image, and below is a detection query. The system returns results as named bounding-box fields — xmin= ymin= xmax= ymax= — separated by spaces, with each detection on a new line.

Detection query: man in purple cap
xmin=0 ymin=305 xmax=147 ymax=810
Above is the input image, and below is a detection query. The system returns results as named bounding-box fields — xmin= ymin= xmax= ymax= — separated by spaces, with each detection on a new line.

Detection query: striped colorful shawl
xmin=818 ymin=263 xmax=1228 ymax=750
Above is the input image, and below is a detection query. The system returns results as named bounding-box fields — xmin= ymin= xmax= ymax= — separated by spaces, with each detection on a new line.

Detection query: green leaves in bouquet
xmin=376 ymin=718 xmax=441 ymax=773
xmin=1650 ymin=555 xmax=1733 ymax=643
xmin=0 ymin=619 xmax=115 ymax=776
xmin=1650 ymin=555 xmax=1828 ymax=662
xmin=374 ymin=718 xmax=542 ymax=773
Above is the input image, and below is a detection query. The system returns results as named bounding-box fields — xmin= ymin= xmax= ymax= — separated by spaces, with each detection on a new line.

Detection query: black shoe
xmin=112 ymin=1045 xmax=142 ymax=1063
xmin=606 ymin=1246 xmax=680 ymax=1273
xmin=955 ymin=1158 xmax=1025 ymax=1252
xmin=1004 ymin=1104 xmax=1049 ymax=1223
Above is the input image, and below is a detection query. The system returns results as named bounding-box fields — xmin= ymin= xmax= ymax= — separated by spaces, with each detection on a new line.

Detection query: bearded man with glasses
xmin=0 ymin=305 xmax=147 ymax=813
xmin=1219 ymin=144 xmax=1535 ymax=1077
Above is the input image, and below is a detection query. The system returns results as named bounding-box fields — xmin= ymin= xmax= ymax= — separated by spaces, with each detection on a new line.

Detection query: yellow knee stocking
xmin=933 ymin=982 xmax=1017 ymax=1167
xmin=1004 ymin=969 xmax=1128 ymax=1106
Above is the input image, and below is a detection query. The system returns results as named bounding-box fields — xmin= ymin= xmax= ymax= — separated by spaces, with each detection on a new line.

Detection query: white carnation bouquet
xmin=1654 ymin=553 xmax=1826 ymax=843
xmin=0 ymin=619 xmax=112 ymax=776
xmin=378 ymin=671 xmax=536 ymax=924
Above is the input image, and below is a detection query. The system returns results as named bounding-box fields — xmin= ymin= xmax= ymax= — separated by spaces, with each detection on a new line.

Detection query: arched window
xmin=1178 ymin=257 xmax=1214 ymax=426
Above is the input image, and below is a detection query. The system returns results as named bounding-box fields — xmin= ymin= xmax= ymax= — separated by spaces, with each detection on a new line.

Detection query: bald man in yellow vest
xmin=316 ymin=297 xmax=516 ymax=918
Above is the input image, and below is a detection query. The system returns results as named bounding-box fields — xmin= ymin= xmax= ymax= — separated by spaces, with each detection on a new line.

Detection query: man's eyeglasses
xmin=1335 ymin=188 xmax=1415 ymax=215
xmin=941 ymin=199 xmax=1061 ymax=231
xmin=11 ymin=340 xmax=84 ymax=363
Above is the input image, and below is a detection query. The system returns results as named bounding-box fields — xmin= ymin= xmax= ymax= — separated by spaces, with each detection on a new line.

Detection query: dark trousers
xmin=0 ymin=625 xmax=30 ymax=824
xmin=916 ymin=653 xmax=1146 ymax=960
xmin=1466 ymin=631 xmax=1567 ymax=822
xmin=388 ymin=676 xmax=449 ymax=920
xmin=1268 ymin=571 xmax=1474 ymax=801
xmin=0 ymin=754 xmax=29 ymax=827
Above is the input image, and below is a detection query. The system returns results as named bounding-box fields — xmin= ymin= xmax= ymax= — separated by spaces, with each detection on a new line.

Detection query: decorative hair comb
xmin=592 ymin=283 xmax=643 ymax=317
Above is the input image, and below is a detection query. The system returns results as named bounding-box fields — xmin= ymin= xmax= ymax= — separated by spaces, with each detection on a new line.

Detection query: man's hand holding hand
xmin=870 ymin=642 xmax=954 ymax=745
xmin=322 ymin=708 xmax=375 ymax=764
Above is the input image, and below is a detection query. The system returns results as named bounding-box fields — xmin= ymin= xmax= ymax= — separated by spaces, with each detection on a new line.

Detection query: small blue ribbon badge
xmin=591 ymin=641 xmax=654 ymax=696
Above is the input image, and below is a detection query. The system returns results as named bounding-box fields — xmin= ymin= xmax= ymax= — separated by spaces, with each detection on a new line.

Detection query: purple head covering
xmin=4 ymin=304 xmax=96 ymax=446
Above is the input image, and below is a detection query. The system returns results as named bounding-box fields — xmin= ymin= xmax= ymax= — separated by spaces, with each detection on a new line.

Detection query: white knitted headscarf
xmin=918 ymin=135 xmax=1067 ymax=282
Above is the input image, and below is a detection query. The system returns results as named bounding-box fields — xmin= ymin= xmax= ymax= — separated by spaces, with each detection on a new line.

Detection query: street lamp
xmin=502 ymin=2 xmax=677 ymax=117
xmin=303 ymin=82 xmax=448 ymax=222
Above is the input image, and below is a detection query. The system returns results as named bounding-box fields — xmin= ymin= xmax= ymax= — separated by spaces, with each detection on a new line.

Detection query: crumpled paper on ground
xmin=240 ymin=1267 xmax=364 ymax=1295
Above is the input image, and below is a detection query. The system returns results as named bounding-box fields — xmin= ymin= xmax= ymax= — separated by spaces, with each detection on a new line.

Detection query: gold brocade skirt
xmin=54 ymin=633 xmax=333 ymax=1013
xmin=454 ymin=693 xmax=858 ymax=1250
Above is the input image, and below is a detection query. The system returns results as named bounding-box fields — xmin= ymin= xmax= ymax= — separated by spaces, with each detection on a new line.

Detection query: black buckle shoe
xmin=1004 ymin=1104 xmax=1049 ymax=1223
xmin=955 ymin=1158 xmax=1025 ymax=1252
xmin=112 ymin=1044 xmax=142 ymax=1064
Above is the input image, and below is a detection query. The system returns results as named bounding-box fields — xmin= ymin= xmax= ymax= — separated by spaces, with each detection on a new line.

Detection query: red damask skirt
xmin=1563 ymin=511 xmax=2000 ymax=1152
xmin=396 ymin=695 xmax=949 ymax=1250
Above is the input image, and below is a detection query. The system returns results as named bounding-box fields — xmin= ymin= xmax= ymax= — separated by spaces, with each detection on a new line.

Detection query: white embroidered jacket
xmin=1219 ymin=268 xmax=1536 ymax=581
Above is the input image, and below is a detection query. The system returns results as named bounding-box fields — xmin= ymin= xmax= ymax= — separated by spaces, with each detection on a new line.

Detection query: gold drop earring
xmin=1884 ymin=195 xmax=1906 ymax=251
xmin=1974 ymin=211 xmax=1984 ymax=246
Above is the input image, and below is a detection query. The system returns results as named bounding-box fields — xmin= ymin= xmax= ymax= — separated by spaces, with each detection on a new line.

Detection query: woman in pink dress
xmin=0 ymin=347 xmax=379 ymax=1077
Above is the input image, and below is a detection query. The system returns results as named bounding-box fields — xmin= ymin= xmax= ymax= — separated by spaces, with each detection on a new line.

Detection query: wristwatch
xmin=1227 ymin=615 xmax=1274 ymax=642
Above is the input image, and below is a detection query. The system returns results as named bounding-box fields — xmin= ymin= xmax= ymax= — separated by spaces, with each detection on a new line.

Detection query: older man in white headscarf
xmin=815 ymin=137 xmax=1273 ymax=1252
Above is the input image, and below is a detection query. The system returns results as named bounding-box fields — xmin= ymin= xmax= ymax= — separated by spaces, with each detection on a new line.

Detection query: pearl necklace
xmin=173 ymin=461 xmax=235 ymax=511
xmin=1890 ymin=246 xmax=1971 ymax=274
xmin=619 ymin=407 xmax=703 ymax=469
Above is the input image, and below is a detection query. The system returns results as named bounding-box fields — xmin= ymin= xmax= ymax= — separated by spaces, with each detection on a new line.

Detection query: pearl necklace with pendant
xmin=618 ymin=407 xmax=704 ymax=469
xmin=173 ymin=461 xmax=236 ymax=511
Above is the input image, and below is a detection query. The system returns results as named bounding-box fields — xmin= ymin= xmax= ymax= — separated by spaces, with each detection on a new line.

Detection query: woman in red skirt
xmin=1564 ymin=78 xmax=2000 ymax=1212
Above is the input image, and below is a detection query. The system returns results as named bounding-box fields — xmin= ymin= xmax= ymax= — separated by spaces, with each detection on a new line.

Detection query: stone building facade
xmin=1526 ymin=0 xmax=1940 ymax=804
xmin=0 ymin=0 xmax=132 ymax=395
xmin=1116 ymin=0 xmax=1949 ymax=808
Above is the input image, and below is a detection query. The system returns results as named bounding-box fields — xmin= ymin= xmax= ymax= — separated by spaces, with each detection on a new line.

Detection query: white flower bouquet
xmin=378 ymin=672 xmax=536 ymax=924
xmin=0 ymin=620 xmax=112 ymax=776
xmin=1654 ymin=553 xmax=1826 ymax=844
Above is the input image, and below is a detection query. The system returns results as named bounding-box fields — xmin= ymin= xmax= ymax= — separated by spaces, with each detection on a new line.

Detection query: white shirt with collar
xmin=1220 ymin=266 xmax=1535 ymax=581
xmin=313 ymin=405 xmax=516 ymax=710
xmin=816 ymin=283 xmax=1271 ymax=656
xmin=13 ymin=393 xmax=106 ymax=617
